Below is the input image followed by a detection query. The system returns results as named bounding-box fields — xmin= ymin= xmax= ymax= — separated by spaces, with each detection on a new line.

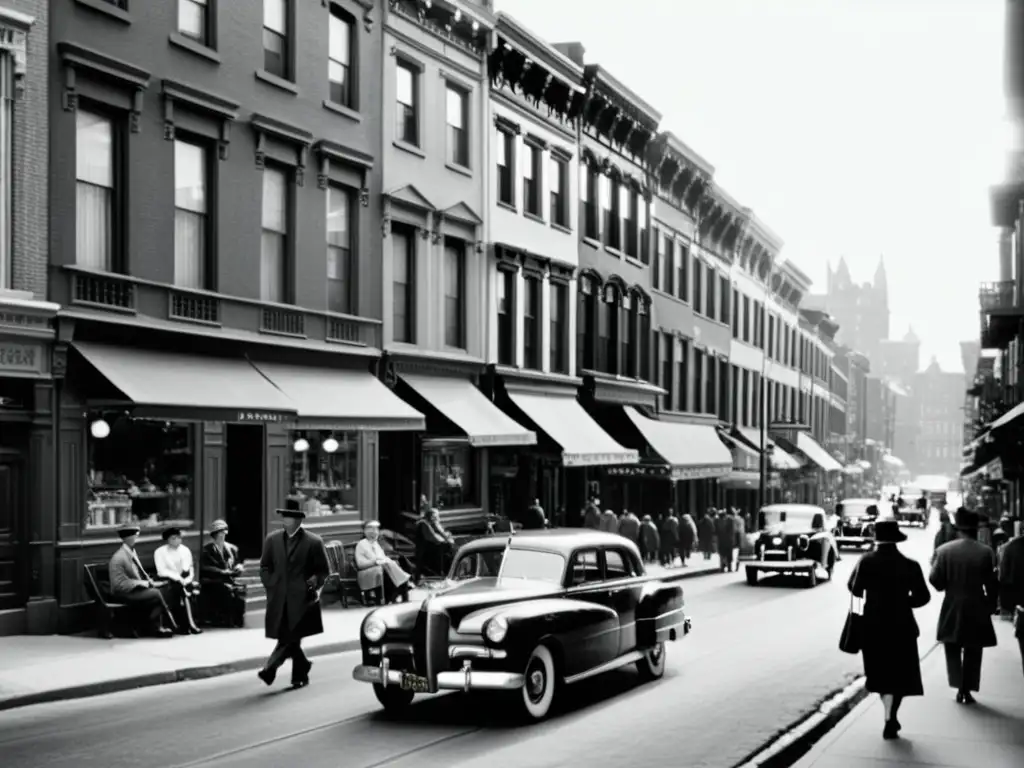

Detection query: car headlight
xmin=484 ymin=615 xmax=509 ymax=644
xmin=771 ymin=536 xmax=783 ymax=546
xmin=363 ymin=615 xmax=386 ymax=642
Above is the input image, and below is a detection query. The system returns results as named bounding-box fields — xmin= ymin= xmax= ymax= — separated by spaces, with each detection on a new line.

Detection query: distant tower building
xmin=878 ymin=326 xmax=921 ymax=387
xmin=810 ymin=256 xmax=890 ymax=365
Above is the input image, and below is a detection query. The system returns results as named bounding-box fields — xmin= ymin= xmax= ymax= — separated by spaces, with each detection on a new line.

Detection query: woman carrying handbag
xmin=843 ymin=520 xmax=932 ymax=739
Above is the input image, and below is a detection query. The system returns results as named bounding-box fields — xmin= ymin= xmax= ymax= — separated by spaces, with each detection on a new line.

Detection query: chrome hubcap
xmin=526 ymin=663 xmax=546 ymax=702
xmin=649 ymin=643 xmax=663 ymax=665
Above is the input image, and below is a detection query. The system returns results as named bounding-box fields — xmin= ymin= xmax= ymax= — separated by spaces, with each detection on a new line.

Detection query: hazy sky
xmin=496 ymin=0 xmax=1008 ymax=373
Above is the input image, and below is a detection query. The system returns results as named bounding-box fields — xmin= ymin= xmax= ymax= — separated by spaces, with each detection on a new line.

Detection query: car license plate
xmin=401 ymin=673 xmax=430 ymax=693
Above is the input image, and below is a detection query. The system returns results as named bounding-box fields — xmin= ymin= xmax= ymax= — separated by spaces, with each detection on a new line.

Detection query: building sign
xmin=670 ymin=464 xmax=731 ymax=481
xmin=0 ymin=310 xmax=50 ymax=331
xmin=236 ymin=411 xmax=290 ymax=423
xmin=0 ymin=341 xmax=42 ymax=374
xmin=563 ymin=450 xmax=640 ymax=467
xmin=606 ymin=465 xmax=671 ymax=478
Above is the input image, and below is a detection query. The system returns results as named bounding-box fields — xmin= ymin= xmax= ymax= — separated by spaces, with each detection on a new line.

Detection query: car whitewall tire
xmin=636 ymin=641 xmax=667 ymax=682
xmin=520 ymin=644 xmax=557 ymax=721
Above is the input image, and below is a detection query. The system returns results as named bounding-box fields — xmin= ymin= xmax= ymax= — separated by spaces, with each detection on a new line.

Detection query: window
xmin=263 ymin=0 xmax=289 ymax=79
xmin=178 ymin=0 xmax=209 ymax=45
xmin=497 ymin=269 xmax=515 ymax=365
xmin=496 ymin=129 xmax=514 ymax=206
xmin=76 ymin=110 xmax=116 ymax=271
xmin=523 ymin=144 xmax=541 ymax=216
xmin=605 ymin=549 xmax=634 ymax=579
xmin=422 ymin=444 xmax=475 ymax=509
xmin=396 ymin=61 xmax=418 ymax=146
xmin=706 ymin=268 xmax=716 ymax=319
xmin=676 ymin=339 xmax=689 ymax=412
xmin=742 ymin=295 xmax=751 ymax=342
xmin=329 ymin=9 xmax=353 ymax=107
xmin=719 ymin=276 xmax=730 ymax=324
xmin=599 ymin=287 xmax=618 ymax=374
xmin=706 ymin=354 xmax=716 ymax=415
xmin=444 ymin=241 xmax=465 ymax=348
xmin=660 ymin=333 xmax=673 ymax=411
xmin=173 ymin=140 xmax=209 ymax=290
xmin=639 ymin=197 xmax=649 ymax=264
xmin=623 ymin=189 xmax=638 ymax=258
xmin=624 ymin=296 xmax=638 ymax=378
xmin=692 ymin=256 xmax=703 ymax=314
xmin=718 ymin=358 xmax=729 ymax=421
xmin=602 ymin=176 xmax=620 ymax=249
xmin=570 ymin=549 xmax=602 ymax=585
xmin=550 ymin=281 xmax=568 ymax=374
xmin=693 ymin=349 xmax=703 ymax=413
xmin=732 ymin=289 xmax=740 ymax=339
xmin=651 ymin=229 xmax=662 ymax=291
xmin=289 ymin=430 xmax=358 ymax=517
xmin=731 ymin=364 xmax=740 ymax=424
xmin=86 ymin=418 xmax=195 ymax=532
xmin=260 ymin=167 xmax=288 ymax=303
xmin=577 ymin=276 xmax=595 ymax=371
xmin=549 ymin=155 xmax=568 ymax=227
xmin=676 ymin=243 xmax=688 ymax=301
xmin=0 ymin=52 xmax=9 ymax=288
xmin=583 ymin=166 xmax=599 ymax=238
xmin=326 ymin=185 xmax=352 ymax=314
xmin=391 ymin=227 xmax=414 ymax=343
xmin=446 ymin=85 xmax=468 ymax=167
xmin=523 ymin=275 xmax=541 ymax=370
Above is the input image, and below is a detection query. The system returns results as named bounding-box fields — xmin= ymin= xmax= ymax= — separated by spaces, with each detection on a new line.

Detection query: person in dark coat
xmin=679 ymin=513 xmax=697 ymax=565
xmin=997 ymin=529 xmax=1024 ymax=675
xmin=199 ymin=519 xmax=247 ymax=627
xmin=697 ymin=513 xmax=715 ymax=560
xmin=414 ymin=508 xmax=454 ymax=581
xmin=848 ymin=520 xmax=931 ymax=739
xmin=618 ymin=510 xmax=640 ymax=544
xmin=582 ymin=497 xmax=602 ymax=530
xmin=639 ymin=515 xmax=660 ymax=563
xmin=715 ymin=511 xmax=737 ymax=572
xmin=932 ymin=510 xmax=955 ymax=563
xmin=599 ymin=508 xmax=619 ymax=534
xmin=258 ymin=508 xmax=330 ymax=689
xmin=659 ymin=512 xmax=680 ymax=566
xmin=929 ymin=508 xmax=998 ymax=704
xmin=731 ymin=508 xmax=747 ymax=559
xmin=523 ymin=499 xmax=547 ymax=530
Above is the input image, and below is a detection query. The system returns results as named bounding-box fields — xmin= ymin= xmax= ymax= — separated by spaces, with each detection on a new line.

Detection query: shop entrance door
xmin=0 ymin=453 xmax=26 ymax=610
xmin=225 ymin=424 xmax=265 ymax=560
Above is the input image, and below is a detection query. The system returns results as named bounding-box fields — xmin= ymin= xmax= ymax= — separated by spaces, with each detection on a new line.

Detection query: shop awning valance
xmin=73 ymin=342 xmax=296 ymax=422
xmin=719 ymin=430 xmax=759 ymax=471
xmin=795 ymin=432 xmax=843 ymax=473
xmin=736 ymin=427 xmax=803 ymax=471
xmin=508 ymin=391 xmax=638 ymax=467
xmin=252 ymin=362 xmax=424 ymax=431
xmin=624 ymin=407 xmax=731 ymax=480
xmin=402 ymin=373 xmax=536 ymax=447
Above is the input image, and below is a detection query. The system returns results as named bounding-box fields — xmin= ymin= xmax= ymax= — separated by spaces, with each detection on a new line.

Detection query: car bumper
xmin=746 ymin=559 xmax=819 ymax=571
xmin=836 ymin=535 xmax=872 ymax=546
xmin=353 ymin=659 xmax=525 ymax=693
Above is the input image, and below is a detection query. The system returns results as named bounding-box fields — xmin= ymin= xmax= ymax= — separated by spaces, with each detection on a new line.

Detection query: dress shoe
xmin=291 ymin=660 xmax=312 ymax=688
xmin=258 ymin=667 xmax=276 ymax=686
xmin=188 ymin=626 xmax=203 ymax=635
xmin=153 ymin=628 xmax=173 ymax=638
xmin=961 ymin=691 xmax=976 ymax=705
xmin=882 ymin=720 xmax=899 ymax=740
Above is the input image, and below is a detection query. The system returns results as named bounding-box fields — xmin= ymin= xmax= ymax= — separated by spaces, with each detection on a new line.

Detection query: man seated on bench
xmin=109 ymin=521 xmax=175 ymax=637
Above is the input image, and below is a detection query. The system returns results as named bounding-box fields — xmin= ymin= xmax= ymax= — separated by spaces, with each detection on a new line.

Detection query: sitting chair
xmin=83 ymin=563 xmax=131 ymax=639
xmin=324 ymin=540 xmax=356 ymax=609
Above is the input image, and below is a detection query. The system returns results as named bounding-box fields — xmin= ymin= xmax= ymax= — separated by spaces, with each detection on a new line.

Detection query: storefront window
xmin=421 ymin=443 xmax=476 ymax=509
xmin=289 ymin=430 xmax=359 ymax=516
xmin=86 ymin=418 xmax=195 ymax=531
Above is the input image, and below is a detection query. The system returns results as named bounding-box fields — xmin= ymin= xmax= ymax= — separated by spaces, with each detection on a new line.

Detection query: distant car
xmin=746 ymin=504 xmax=839 ymax=588
xmin=835 ymin=498 xmax=880 ymax=550
xmin=351 ymin=529 xmax=691 ymax=722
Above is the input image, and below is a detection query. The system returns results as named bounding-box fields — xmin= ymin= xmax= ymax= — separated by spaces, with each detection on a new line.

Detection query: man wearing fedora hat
xmin=258 ymin=507 xmax=329 ymax=688
xmin=108 ymin=521 xmax=175 ymax=637
xmin=930 ymin=507 xmax=999 ymax=704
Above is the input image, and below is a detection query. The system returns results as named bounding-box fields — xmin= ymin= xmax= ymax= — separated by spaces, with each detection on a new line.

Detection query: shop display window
xmin=289 ymin=430 xmax=359 ymax=517
xmin=86 ymin=417 xmax=195 ymax=531
xmin=421 ymin=443 xmax=476 ymax=509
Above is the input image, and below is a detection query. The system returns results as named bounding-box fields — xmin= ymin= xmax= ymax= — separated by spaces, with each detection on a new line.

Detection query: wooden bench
xmin=83 ymin=563 xmax=131 ymax=639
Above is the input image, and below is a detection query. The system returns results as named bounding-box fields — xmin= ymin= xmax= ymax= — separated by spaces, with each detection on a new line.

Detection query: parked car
xmin=746 ymin=504 xmax=839 ymax=588
xmin=351 ymin=529 xmax=691 ymax=722
xmin=834 ymin=498 xmax=880 ymax=550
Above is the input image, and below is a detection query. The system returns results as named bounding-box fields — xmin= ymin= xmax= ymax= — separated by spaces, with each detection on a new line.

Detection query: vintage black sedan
xmin=352 ymin=529 xmax=691 ymax=721
xmin=834 ymin=498 xmax=880 ymax=550
xmin=745 ymin=504 xmax=839 ymax=588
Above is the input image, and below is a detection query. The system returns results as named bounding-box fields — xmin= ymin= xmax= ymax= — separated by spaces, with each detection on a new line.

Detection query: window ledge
xmin=651 ymin=288 xmax=692 ymax=307
xmin=496 ymin=200 xmax=517 ymax=214
xmin=393 ymin=139 xmax=425 ymax=158
xmin=624 ymin=255 xmax=645 ymax=269
xmin=169 ymin=33 xmax=221 ymax=63
xmin=581 ymin=236 xmax=602 ymax=250
xmin=255 ymin=69 xmax=299 ymax=94
xmin=445 ymin=161 xmax=472 ymax=177
xmin=323 ymin=100 xmax=362 ymax=123
xmin=605 ymin=246 xmax=623 ymax=259
xmin=550 ymin=222 xmax=572 ymax=235
xmin=75 ymin=0 xmax=130 ymax=23
xmin=524 ymin=211 xmax=545 ymax=225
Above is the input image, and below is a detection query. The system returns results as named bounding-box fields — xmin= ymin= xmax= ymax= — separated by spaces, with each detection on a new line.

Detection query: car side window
xmin=604 ymin=549 xmax=634 ymax=580
xmin=570 ymin=549 xmax=602 ymax=585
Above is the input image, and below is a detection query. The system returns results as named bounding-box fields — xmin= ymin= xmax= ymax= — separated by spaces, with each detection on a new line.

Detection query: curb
xmin=0 ymin=564 xmax=723 ymax=713
xmin=733 ymin=641 xmax=943 ymax=768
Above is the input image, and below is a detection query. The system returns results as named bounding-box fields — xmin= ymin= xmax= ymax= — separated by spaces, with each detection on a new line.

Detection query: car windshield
xmin=499 ymin=549 xmax=566 ymax=584
xmin=450 ymin=550 xmax=503 ymax=581
xmin=837 ymin=501 xmax=877 ymax=519
xmin=760 ymin=509 xmax=819 ymax=533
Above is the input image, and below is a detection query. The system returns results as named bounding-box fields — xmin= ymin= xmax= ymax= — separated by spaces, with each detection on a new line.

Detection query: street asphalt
xmin=0 ymin=525 xmax=942 ymax=768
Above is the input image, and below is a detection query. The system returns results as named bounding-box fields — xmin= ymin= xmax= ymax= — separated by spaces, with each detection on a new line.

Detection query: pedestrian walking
xmin=847 ymin=520 xmax=931 ymax=739
xmin=932 ymin=509 xmax=955 ymax=563
xmin=618 ymin=509 xmax=640 ymax=544
xmin=680 ymin=512 xmax=697 ymax=565
xmin=523 ymin=498 xmax=547 ymax=530
xmin=715 ymin=510 xmax=736 ymax=572
xmin=639 ymin=515 xmax=660 ymax=563
xmin=258 ymin=507 xmax=330 ymax=689
xmin=697 ymin=513 xmax=715 ymax=561
xmin=731 ymin=508 xmax=747 ymax=560
xmin=997 ymin=528 xmax=1024 ymax=676
xmin=599 ymin=507 xmax=619 ymax=534
xmin=929 ymin=507 xmax=999 ymax=705
xmin=582 ymin=497 xmax=602 ymax=530
xmin=659 ymin=511 xmax=679 ymax=566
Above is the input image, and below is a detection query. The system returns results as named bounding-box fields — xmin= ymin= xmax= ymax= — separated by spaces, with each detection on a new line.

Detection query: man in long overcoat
xmin=659 ymin=511 xmax=680 ymax=566
xmin=697 ymin=512 xmax=715 ymax=560
xmin=258 ymin=508 xmax=330 ymax=688
xmin=715 ymin=510 xmax=737 ymax=572
xmin=618 ymin=509 xmax=641 ymax=544
xmin=998 ymin=528 xmax=1024 ymax=675
xmin=929 ymin=508 xmax=998 ymax=704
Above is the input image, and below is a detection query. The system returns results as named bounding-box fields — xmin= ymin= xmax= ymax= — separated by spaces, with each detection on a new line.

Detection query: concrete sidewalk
xmin=793 ymin=620 xmax=1024 ymax=767
xmin=0 ymin=559 xmax=720 ymax=712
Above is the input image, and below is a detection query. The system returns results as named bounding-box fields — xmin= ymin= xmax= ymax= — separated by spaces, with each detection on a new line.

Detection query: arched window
xmin=576 ymin=273 xmax=598 ymax=371
xmin=621 ymin=291 xmax=635 ymax=378
xmin=600 ymin=281 xmax=621 ymax=374
xmin=638 ymin=296 xmax=651 ymax=382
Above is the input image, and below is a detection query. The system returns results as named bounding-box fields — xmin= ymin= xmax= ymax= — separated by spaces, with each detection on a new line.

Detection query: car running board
xmin=563 ymin=650 xmax=646 ymax=685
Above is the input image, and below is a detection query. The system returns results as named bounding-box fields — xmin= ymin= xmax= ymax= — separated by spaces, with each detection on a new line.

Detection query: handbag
xmin=839 ymin=592 xmax=863 ymax=654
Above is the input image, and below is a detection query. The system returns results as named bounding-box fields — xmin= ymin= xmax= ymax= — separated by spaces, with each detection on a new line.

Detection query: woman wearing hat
xmin=199 ymin=520 xmax=247 ymax=627
xmin=355 ymin=520 xmax=412 ymax=604
xmin=848 ymin=519 xmax=931 ymax=739
xmin=154 ymin=527 xmax=202 ymax=634
xmin=930 ymin=507 xmax=999 ymax=704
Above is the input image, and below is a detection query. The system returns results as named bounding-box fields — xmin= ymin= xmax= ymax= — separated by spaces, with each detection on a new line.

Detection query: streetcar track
xmin=359 ymin=727 xmax=484 ymax=768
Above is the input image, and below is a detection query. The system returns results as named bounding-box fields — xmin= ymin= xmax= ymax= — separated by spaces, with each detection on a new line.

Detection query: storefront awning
xmin=508 ymin=392 xmax=638 ymax=467
xmin=624 ymin=407 xmax=731 ymax=480
xmin=795 ymin=432 xmax=843 ymax=473
xmin=736 ymin=427 xmax=803 ymax=471
xmin=73 ymin=342 xmax=297 ymax=422
xmin=718 ymin=469 xmax=781 ymax=490
xmin=719 ymin=430 xmax=759 ymax=471
xmin=402 ymin=373 xmax=536 ymax=447
xmin=991 ymin=401 xmax=1024 ymax=431
xmin=252 ymin=362 xmax=425 ymax=431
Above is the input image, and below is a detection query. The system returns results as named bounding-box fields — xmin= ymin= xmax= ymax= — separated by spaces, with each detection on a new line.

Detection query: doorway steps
xmin=238 ymin=563 xmax=266 ymax=611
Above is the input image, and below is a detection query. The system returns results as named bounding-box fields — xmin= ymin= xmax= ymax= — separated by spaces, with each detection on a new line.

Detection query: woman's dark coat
xmin=697 ymin=515 xmax=715 ymax=553
xmin=848 ymin=544 xmax=931 ymax=695
xmin=660 ymin=515 xmax=680 ymax=553
xmin=929 ymin=537 xmax=998 ymax=648
xmin=260 ymin=527 xmax=330 ymax=641
xmin=639 ymin=519 xmax=660 ymax=557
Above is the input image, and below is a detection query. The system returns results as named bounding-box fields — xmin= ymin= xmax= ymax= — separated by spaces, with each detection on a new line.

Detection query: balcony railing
xmin=979 ymin=280 xmax=1016 ymax=312
xmin=61 ymin=266 xmax=381 ymax=349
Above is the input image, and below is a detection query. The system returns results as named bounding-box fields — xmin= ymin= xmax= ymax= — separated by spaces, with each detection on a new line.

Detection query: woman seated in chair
xmin=154 ymin=527 xmax=201 ymax=634
xmin=355 ymin=520 xmax=412 ymax=604
xmin=198 ymin=519 xmax=247 ymax=627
